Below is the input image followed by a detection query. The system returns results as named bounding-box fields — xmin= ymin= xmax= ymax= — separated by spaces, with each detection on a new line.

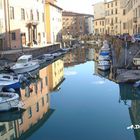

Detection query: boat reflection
xmin=0 ymin=58 xmax=64 ymax=140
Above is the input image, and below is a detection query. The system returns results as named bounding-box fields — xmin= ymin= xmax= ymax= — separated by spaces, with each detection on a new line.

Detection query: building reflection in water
xmin=0 ymin=58 xmax=64 ymax=140
xmin=63 ymin=47 xmax=86 ymax=67
xmin=94 ymin=59 xmax=140 ymax=140
xmin=119 ymin=84 xmax=140 ymax=140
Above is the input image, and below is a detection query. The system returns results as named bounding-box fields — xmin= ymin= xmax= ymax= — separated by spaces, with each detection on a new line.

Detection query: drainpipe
xmin=7 ymin=0 xmax=11 ymax=49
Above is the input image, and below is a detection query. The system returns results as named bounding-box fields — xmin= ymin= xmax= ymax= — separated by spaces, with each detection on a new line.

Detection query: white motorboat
xmin=43 ymin=54 xmax=54 ymax=61
xmin=52 ymin=52 xmax=62 ymax=57
xmin=98 ymin=55 xmax=111 ymax=61
xmin=11 ymin=55 xmax=40 ymax=74
xmin=0 ymin=74 xmax=21 ymax=91
xmin=0 ymin=92 xmax=22 ymax=111
xmin=98 ymin=61 xmax=110 ymax=71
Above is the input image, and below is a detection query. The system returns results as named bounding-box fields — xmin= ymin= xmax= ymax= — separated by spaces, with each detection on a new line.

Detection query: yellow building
xmin=48 ymin=59 xmax=64 ymax=91
xmin=45 ymin=0 xmax=63 ymax=44
xmin=94 ymin=18 xmax=105 ymax=35
xmin=105 ymin=0 xmax=121 ymax=35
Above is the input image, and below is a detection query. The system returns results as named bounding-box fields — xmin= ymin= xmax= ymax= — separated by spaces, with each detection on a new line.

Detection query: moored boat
xmin=0 ymin=92 xmax=22 ymax=111
xmin=11 ymin=55 xmax=40 ymax=74
xmin=98 ymin=60 xmax=110 ymax=71
xmin=0 ymin=74 xmax=21 ymax=91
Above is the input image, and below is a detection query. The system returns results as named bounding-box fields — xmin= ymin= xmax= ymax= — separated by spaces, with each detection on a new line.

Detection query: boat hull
xmin=98 ymin=65 xmax=110 ymax=71
xmin=0 ymin=99 xmax=19 ymax=111
xmin=12 ymin=64 xmax=39 ymax=74
xmin=0 ymin=92 xmax=20 ymax=111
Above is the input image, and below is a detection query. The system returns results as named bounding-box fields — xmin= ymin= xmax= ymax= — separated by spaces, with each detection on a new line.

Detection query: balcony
xmin=26 ymin=20 xmax=39 ymax=27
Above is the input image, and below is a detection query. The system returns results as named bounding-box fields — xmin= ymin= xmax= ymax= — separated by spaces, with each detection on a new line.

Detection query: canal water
xmin=0 ymin=47 xmax=139 ymax=140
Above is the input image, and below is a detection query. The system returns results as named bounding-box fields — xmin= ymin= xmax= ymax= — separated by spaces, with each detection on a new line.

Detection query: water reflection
xmin=93 ymin=57 xmax=140 ymax=140
xmin=119 ymin=84 xmax=140 ymax=140
xmin=63 ymin=47 xmax=93 ymax=67
xmin=0 ymin=58 xmax=64 ymax=140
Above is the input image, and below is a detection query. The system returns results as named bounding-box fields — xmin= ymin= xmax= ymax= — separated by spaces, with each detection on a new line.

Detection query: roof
xmin=46 ymin=2 xmax=63 ymax=10
xmin=62 ymin=11 xmax=94 ymax=17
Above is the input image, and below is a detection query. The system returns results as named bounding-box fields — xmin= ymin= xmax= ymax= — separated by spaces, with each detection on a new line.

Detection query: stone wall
xmin=1 ymin=44 xmax=60 ymax=62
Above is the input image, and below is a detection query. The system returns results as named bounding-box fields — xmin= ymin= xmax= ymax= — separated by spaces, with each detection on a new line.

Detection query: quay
xmin=0 ymin=43 xmax=61 ymax=62
xmin=110 ymin=38 xmax=140 ymax=83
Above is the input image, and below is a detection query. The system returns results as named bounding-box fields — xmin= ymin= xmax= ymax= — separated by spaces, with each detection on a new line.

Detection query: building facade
xmin=105 ymin=0 xmax=121 ymax=35
xmin=94 ymin=18 xmax=105 ymax=35
xmin=93 ymin=2 xmax=105 ymax=35
xmin=62 ymin=11 xmax=94 ymax=37
xmin=93 ymin=0 xmax=121 ymax=35
xmin=120 ymin=0 xmax=140 ymax=35
xmin=1 ymin=0 xmax=47 ymax=50
xmin=45 ymin=0 xmax=62 ymax=44
xmin=85 ymin=16 xmax=94 ymax=35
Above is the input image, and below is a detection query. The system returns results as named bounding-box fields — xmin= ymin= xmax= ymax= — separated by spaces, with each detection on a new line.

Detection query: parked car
xmin=131 ymin=34 xmax=140 ymax=43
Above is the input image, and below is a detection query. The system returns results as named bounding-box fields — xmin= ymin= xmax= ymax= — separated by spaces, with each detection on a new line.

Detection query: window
xmin=11 ymin=32 xmax=16 ymax=40
xmin=115 ymin=17 xmax=118 ymax=23
xmin=25 ymin=86 xmax=30 ymax=97
xmin=115 ymin=9 xmax=118 ymax=14
xmin=42 ymin=13 xmax=44 ymax=22
xmin=36 ymin=102 xmax=39 ymax=112
xmin=46 ymin=94 xmax=49 ymax=103
xmin=35 ymin=83 xmax=38 ymax=94
xmin=42 ymin=97 xmax=44 ymax=106
xmin=37 ymin=10 xmax=39 ymax=21
xmin=21 ymin=8 xmax=25 ymax=20
xmin=27 ymin=107 xmax=32 ymax=118
xmin=10 ymin=7 xmax=14 ymax=19
xmin=111 ymin=9 xmax=113 ymax=14
xmin=45 ymin=77 xmax=48 ymax=86
xmin=30 ymin=10 xmax=33 ymax=20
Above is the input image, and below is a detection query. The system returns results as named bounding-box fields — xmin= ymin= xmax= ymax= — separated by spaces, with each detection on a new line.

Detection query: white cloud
xmin=65 ymin=71 xmax=78 ymax=76
xmin=91 ymin=80 xmax=105 ymax=85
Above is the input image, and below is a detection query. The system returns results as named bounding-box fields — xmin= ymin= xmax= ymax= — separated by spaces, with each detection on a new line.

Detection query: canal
xmin=0 ymin=47 xmax=139 ymax=140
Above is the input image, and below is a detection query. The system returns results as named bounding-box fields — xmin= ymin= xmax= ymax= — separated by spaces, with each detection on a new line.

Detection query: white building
xmin=2 ymin=0 xmax=47 ymax=49
xmin=85 ymin=16 xmax=94 ymax=35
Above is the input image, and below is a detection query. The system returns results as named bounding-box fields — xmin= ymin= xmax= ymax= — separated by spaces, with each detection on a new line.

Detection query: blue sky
xmin=57 ymin=0 xmax=104 ymax=14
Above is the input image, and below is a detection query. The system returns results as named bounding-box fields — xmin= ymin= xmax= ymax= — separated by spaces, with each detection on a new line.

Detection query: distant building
xmin=93 ymin=2 xmax=105 ymax=35
xmin=85 ymin=16 xmax=94 ymax=35
xmin=45 ymin=0 xmax=63 ymax=44
xmin=105 ymin=0 xmax=121 ymax=35
xmin=94 ymin=17 xmax=105 ymax=35
xmin=93 ymin=0 xmax=121 ymax=35
xmin=62 ymin=11 xmax=94 ymax=37
xmin=1 ymin=0 xmax=47 ymax=50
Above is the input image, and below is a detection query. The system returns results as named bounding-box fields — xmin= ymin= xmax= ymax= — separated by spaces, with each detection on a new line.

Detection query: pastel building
xmin=62 ymin=11 xmax=94 ymax=37
xmin=45 ymin=0 xmax=62 ymax=44
xmin=85 ymin=16 xmax=94 ymax=35
xmin=93 ymin=2 xmax=105 ymax=35
xmin=48 ymin=59 xmax=64 ymax=91
xmin=1 ymin=0 xmax=47 ymax=50
xmin=105 ymin=0 xmax=121 ymax=35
